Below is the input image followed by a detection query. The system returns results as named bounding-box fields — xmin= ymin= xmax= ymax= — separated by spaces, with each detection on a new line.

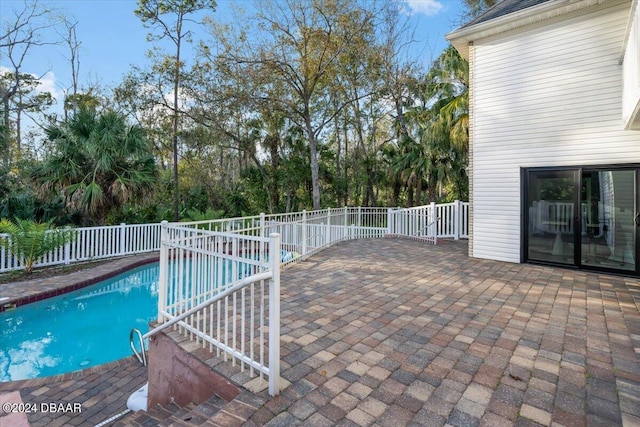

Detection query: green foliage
xmin=224 ymin=187 xmax=250 ymax=218
xmin=135 ymin=0 xmax=216 ymax=28
xmin=64 ymin=92 xmax=100 ymax=113
xmin=0 ymin=194 xmax=77 ymax=225
xmin=1 ymin=1 xmax=472 ymax=218
xmin=31 ymin=107 xmax=158 ymax=225
xmin=0 ymin=219 xmax=74 ymax=273
xmin=181 ymin=208 xmax=225 ymax=222
xmin=0 ymin=169 xmax=14 ymax=200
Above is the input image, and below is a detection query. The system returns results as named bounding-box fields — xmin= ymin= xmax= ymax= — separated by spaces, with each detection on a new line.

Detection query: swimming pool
xmin=0 ymin=250 xmax=296 ymax=382
xmin=0 ymin=263 xmax=160 ymax=381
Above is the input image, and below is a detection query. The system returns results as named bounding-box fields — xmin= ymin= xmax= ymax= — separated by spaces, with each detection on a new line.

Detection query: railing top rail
xmin=142 ymin=270 xmax=273 ymax=341
xmin=392 ymin=206 xmax=431 ymax=212
xmin=168 ymin=214 xmax=262 ymax=227
xmin=166 ymin=240 xmax=270 ymax=267
xmin=165 ymin=224 xmax=271 ymax=242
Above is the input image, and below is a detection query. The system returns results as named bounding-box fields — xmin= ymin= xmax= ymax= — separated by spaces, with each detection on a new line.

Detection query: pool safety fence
xmin=0 ymin=202 xmax=468 ymax=273
xmin=141 ymin=203 xmax=466 ymax=396
xmin=132 ymin=226 xmax=282 ymax=396
xmin=0 ymin=222 xmax=161 ymax=273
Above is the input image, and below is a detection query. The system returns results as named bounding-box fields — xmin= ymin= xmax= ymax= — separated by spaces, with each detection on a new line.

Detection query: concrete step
xmin=113 ymin=393 xmax=233 ymax=426
xmin=112 ymin=401 xmax=183 ymax=426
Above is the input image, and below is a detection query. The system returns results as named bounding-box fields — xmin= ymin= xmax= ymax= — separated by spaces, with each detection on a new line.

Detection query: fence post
xmin=157 ymin=221 xmax=169 ymax=324
xmin=301 ymin=210 xmax=307 ymax=256
xmin=260 ymin=212 xmax=266 ymax=239
xmin=64 ymin=230 xmax=71 ymax=265
xmin=454 ymin=200 xmax=460 ymax=240
xmin=430 ymin=202 xmax=437 ymax=238
xmin=387 ymin=208 xmax=393 ymax=235
xmin=325 ymin=208 xmax=331 ymax=246
xmin=344 ymin=206 xmax=348 ymax=240
xmin=119 ymin=223 xmax=127 ymax=255
xmin=0 ymin=237 xmax=5 ymax=272
xmin=268 ymin=233 xmax=281 ymax=396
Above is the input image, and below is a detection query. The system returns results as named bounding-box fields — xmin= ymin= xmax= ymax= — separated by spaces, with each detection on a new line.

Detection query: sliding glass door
xmin=524 ymin=167 xmax=638 ymax=274
xmin=580 ymin=170 xmax=636 ymax=271
xmin=526 ymin=170 xmax=578 ymax=265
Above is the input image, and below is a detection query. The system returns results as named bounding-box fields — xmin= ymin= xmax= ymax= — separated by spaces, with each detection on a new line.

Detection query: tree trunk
xmin=428 ymin=181 xmax=437 ymax=204
xmin=391 ymin=180 xmax=401 ymax=207
xmin=343 ymin=113 xmax=349 ymax=205
xmin=406 ymin=185 xmax=413 ymax=208
xmin=172 ymin=17 xmax=183 ymax=222
xmin=2 ymin=95 xmax=9 ymax=170
xmin=333 ymin=99 xmax=342 ymax=206
xmin=304 ymin=111 xmax=321 ymax=210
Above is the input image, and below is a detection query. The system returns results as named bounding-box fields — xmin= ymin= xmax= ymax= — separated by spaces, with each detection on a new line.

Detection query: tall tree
xmin=218 ymin=0 xmax=376 ymax=210
xmin=0 ymin=71 xmax=53 ymax=157
xmin=135 ymin=0 xmax=216 ymax=221
xmin=418 ymin=45 xmax=469 ymax=202
xmin=0 ymin=0 xmax=57 ymax=168
xmin=57 ymin=17 xmax=83 ymax=121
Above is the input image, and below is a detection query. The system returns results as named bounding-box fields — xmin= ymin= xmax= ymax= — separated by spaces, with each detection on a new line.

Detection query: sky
xmin=0 ymin=0 xmax=466 ymax=114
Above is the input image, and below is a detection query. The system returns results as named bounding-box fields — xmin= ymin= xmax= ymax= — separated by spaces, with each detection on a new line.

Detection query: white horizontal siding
xmin=472 ymin=0 xmax=640 ymax=263
xmin=622 ymin=1 xmax=640 ymax=128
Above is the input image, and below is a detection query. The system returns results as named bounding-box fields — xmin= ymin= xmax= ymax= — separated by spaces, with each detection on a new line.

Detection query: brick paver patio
xmin=1 ymin=238 xmax=639 ymax=426
xmin=239 ymin=238 xmax=640 ymax=427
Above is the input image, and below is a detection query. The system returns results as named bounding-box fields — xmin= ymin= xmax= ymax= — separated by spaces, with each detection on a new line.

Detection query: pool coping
xmin=0 ymin=253 xmax=159 ymax=312
xmin=0 ymin=356 xmax=142 ymax=391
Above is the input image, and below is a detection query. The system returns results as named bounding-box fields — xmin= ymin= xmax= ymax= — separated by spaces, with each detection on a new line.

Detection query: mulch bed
xmin=0 ymin=259 xmax=115 ymax=285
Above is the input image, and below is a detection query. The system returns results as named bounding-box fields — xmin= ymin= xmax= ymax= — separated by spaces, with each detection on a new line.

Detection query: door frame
xmin=521 ymin=164 xmax=639 ymax=275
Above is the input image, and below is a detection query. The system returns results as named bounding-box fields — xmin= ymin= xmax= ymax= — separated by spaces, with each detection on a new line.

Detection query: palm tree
xmin=427 ymin=45 xmax=469 ymax=158
xmin=420 ymin=45 xmax=470 ymax=201
xmin=388 ymin=47 xmax=468 ymax=206
xmin=379 ymin=144 xmax=403 ymax=207
xmin=391 ymin=135 xmax=426 ymax=207
xmin=31 ymin=108 xmax=158 ymax=225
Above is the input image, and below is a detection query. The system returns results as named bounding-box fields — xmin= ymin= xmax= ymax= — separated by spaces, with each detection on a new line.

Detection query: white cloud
xmin=0 ymin=67 xmax=62 ymax=102
xmin=404 ymin=0 xmax=445 ymax=16
xmin=37 ymin=71 xmax=61 ymax=100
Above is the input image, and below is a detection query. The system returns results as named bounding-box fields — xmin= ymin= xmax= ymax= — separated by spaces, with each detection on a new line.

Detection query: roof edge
xmin=446 ymin=0 xmax=614 ymax=59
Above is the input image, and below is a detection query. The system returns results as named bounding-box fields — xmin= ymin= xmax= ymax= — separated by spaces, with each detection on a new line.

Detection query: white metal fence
xmin=147 ymin=224 xmax=282 ymax=395
xmin=145 ymin=203 xmax=466 ymax=395
xmin=0 ymin=202 xmax=468 ymax=273
xmin=1 ymin=202 xmax=468 ymax=395
xmin=0 ymin=223 xmax=161 ymax=273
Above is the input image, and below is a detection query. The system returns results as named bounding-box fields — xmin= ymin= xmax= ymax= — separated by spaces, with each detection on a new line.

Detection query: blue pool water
xmin=0 ymin=263 xmax=160 ymax=381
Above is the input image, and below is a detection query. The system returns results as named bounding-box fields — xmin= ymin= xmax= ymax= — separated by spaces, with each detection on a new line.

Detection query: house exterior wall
xmin=471 ymin=0 xmax=640 ymax=263
xmin=468 ymin=42 xmax=475 ymax=257
xmin=622 ymin=0 xmax=640 ymax=129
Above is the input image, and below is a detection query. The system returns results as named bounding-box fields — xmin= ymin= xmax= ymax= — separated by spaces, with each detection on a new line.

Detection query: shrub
xmin=0 ymin=219 xmax=74 ymax=273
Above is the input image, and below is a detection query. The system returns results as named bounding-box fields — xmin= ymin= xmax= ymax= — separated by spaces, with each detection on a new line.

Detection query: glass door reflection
xmin=526 ymin=170 xmax=577 ymax=265
xmin=580 ymin=170 xmax=636 ymax=271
